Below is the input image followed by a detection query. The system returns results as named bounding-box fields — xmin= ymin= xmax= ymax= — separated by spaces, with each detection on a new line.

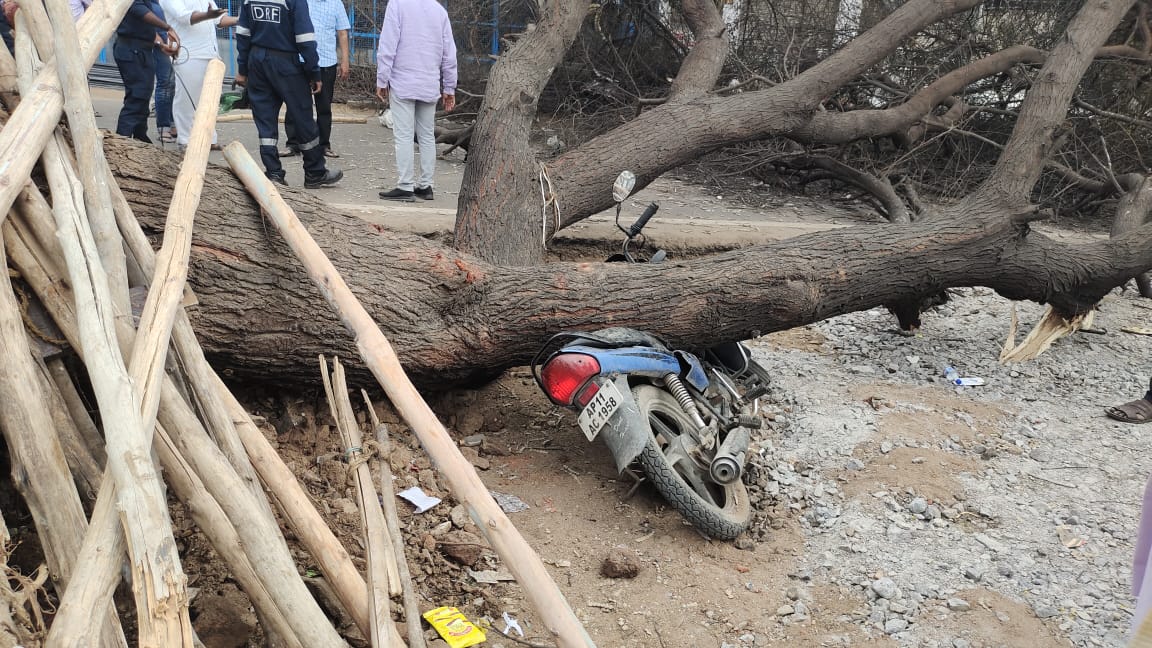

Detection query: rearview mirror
xmin=612 ymin=171 xmax=636 ymax=203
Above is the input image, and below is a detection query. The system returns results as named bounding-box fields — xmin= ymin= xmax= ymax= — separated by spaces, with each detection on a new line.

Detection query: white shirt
xmin=159 ymin=0 xmax=225 ymax=59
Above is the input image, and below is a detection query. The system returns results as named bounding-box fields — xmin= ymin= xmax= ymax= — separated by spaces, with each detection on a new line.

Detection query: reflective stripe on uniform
xmin=235 ymin=25 xmax=250 ymax=35
xmin=295 ymin=32 xmax=315 ymax=42
xmin=259 ymin=138 xmax=278 ymax=146
xmin=297 ymin=137 xmax=320 ymax=151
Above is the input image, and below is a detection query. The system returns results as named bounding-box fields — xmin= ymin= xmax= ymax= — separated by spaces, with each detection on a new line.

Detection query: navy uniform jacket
xmin=117 ymin=0 xmax=158 ymax=43
xmin=236 ymin=0 xmax=320 ymax=81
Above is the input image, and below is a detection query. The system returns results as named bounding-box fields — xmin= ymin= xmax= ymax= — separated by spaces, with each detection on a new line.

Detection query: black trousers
xmin=285 ymin=64 xmax=336 ymax=151
xmin=246 ymin=48 xmax=326 ymax=178
xmin=114 ymin=40 xmax=157 ymax=143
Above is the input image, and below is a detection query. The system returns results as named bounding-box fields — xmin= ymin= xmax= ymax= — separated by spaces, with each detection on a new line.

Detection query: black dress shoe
xmin=379 ymin=188 xmax=415 ymax=201
xmin=266 ymin=172 xmax=288 ymax=186
xmin=413 ymin=186 xmax=434 ymax=200
xmin=304 ymin=169 xmax=343 ymax=188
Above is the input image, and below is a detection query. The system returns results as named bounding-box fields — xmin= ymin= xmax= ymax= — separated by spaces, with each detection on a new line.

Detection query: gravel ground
xmin=743 ymin=286 xmax=1152 ymax=648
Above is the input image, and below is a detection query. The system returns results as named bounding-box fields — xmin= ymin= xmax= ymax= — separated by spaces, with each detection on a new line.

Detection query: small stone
xmin=871 ymin=577 xmax=899 ymax=600
xmin=924 ymin=505 xmax=941 ymax=520
xmin=997 ymin=565 xmax=1014 ymax=578
xmin=438 ymin=530 xmax=487 ymax=567
xmin=776 ymin=604 xmax=795 ymax=616
xmin=884 ymin=619 xmax=909 ymax=634
xmin=459 ymin=446 xmax=490 ymax=470
xmin=947 ymin=598 xmax=971 ymax=612
xmin=964 ymin=568 xmax=983 ymax=582
xmin=734 ymin=535 xmax=756 ymax=551
xmin=846 ymin=458 xmax=866 ymax=471
xmin=880 ymin=441 xmax=894 ymax=454
xmin=908 ymin=497 xmax=928 ymax=515
xmin=600 ymin=547 xmax=642 ymax=579
xmin=953 ymin=640 xmax=971 ymax=648
xmin=461 ymin=434 xmax=486 ymax=447
xmin=1029 ymin=448 xmax=1053 ymax=463
xmin=1034 ymin=605 xmax=1059 ymax=619
xmin=450 ymin=505 xmax=470 ymax=529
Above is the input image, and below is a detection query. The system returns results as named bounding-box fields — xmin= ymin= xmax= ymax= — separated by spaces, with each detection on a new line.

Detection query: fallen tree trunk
xmin=104 ymin=138 xmax=1152 ymax=388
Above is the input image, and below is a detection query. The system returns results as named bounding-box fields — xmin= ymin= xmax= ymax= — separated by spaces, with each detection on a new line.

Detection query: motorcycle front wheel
xmin=632 ymin=384 xmax=752 ymax=540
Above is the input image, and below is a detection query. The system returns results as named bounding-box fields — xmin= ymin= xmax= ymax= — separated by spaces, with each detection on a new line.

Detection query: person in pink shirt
xmin=375 ymin=0 xmax=457 ymax=201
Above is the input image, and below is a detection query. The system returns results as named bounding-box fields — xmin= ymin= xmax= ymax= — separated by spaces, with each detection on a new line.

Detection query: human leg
xmin=413 ymin=99 xmax=437 ymax=190
xmin=247 ymin=52 xmax=286 ymax=180
xmin=265 ymin=57 xmax=339 ymax=185
xmin=1106 ymin=377 xmax=1152 ymax=423
xmin=153 ymin=48 xmax=174 ymax=139
xmin=389 ymin=96 xmax=416 ymax=191
xmin=315 ymin=65 xmax=336 ymax=153
xmin=114 ymin=43 xmax=156 ymax=142
xmin=172 ymin=58 xmax=215 ymax=146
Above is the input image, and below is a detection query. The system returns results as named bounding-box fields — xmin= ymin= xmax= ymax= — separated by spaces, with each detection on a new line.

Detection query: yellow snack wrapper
xmin=422 ymin=606 xmax=487 ymax=648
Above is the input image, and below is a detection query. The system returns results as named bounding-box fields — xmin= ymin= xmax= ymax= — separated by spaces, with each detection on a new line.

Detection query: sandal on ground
xmin=1106 ymin=397 xmax=1152 ymax=423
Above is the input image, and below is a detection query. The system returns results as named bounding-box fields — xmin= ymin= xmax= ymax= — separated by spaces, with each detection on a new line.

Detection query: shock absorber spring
xmin=664 ymin=373 xmax=708 ymax=432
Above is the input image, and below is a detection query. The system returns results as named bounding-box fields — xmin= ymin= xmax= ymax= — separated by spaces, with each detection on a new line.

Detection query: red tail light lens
xmin=540 ymin=353 xmax=601 ymax=405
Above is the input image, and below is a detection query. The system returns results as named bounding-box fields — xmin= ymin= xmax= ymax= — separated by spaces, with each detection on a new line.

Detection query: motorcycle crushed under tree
xmin=530 ymin=171 xmax=773 ymax=540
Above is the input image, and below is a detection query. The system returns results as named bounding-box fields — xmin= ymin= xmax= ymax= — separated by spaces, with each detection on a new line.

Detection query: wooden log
xmin=42 ymin=129 xmax=194 ymax=646
xmin=0 ymin=0 xmax=135 ymax=222
xmin=223 ymin=142 xmax=597 ymax=648
xmin=33 ymin=358 xmax=102 ymax=500
xmin=320 ymin=357 xmax=392 ymax=647
xmin=0 ymin=235 xmax=126 ymax=648
xmin=45 ymin=357 xmax=107 ymax=464
xmin=44 ymin=0 xmax=132 ymax=316
xmin=363 ymin=393 xmax=426 ymax=648
xmin=129 ymin=59 xmax=223 ymax=433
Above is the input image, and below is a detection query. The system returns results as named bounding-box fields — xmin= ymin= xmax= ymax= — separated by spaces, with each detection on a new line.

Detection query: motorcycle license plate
xmin=577 ymin=379 xmax=624 ymax=442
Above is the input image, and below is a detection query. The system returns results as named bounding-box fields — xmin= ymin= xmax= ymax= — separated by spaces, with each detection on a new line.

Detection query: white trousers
xmin=173 ymin=57 xmax=218 ymax=146
xmin=389 ymin=96 xmax=436 ymax=190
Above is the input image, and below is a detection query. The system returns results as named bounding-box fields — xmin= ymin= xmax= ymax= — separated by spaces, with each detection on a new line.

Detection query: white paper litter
xmin=502 ymin=611 xmax=524 ymax=637
xmin=397 ymin=487 xmax=441 ymax=513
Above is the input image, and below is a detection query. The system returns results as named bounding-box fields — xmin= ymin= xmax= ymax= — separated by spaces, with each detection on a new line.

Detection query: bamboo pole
xmin=224 ymin=142 xmax=598 ymax=648
xmin=321 ymin=357 xmax=392 ymax=647
xmin=0 ymin=237 xmax=126 ymax=648
xmin=363 ymin=392 xmax=426 ymax=648
xmin=43 ymin=129 xmax=194 ymax=646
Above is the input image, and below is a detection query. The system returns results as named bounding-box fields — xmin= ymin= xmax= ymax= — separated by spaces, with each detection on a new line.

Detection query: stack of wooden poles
xmin=0 ymin=0 xmax=597 ymax=646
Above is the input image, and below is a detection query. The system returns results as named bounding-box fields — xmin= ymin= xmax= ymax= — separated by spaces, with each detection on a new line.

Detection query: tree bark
xmin=104 ymin=138 xmax=1152 ymax=389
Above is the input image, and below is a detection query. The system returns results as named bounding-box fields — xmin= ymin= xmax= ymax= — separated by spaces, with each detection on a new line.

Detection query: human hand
xmin=234 ymin=74 xmax=247 ymax=87
xmin=337 ymin=60 xmax=349 ymax=80
xmin=376 ymin=86 xmax=388 ymax=103
xmin=166 ymin=29 xmax=180 ymax=48
xmin=311 ymin=80 xmax=322 ymax=95
xmin=206 ymin=4 xmax=226 ymax=17
xmin=442 ymin=93 xmax=455 ymax=112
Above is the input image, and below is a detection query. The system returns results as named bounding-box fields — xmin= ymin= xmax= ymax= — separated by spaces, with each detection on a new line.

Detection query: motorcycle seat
xmin=563 ymin=327 xmax=670 ymax=351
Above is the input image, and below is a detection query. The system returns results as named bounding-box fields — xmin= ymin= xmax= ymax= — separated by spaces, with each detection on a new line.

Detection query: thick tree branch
xmin=1111 ymin=174 xmax=1152 ymax=296
xmin=981 ymin=0 xmax=1138 ymax=204
xmin=665 ymin=0 xmax=728 ymax=103
xmin=547 ymin=0 xmax=985 ymax=228
xmin=793 ymin=45 xmax=1046 ymax=145
xmin=780 ymin=155 xmax=910 ymax=223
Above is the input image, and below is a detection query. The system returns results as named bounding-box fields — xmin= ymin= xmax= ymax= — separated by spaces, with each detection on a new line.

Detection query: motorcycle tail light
xmin=540 ymin=353 xmax=601 ymax=406
xmin=574 ymin=381 xmax=601 ymax=407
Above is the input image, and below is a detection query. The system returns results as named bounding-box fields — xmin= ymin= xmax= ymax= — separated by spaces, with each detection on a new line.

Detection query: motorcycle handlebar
xmin=627 ymin=202 xmax=660 ymax=237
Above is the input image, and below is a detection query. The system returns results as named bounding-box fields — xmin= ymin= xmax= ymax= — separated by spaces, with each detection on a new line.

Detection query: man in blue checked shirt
xmin=235 ymin=0 xmax=343 ymax=187
xmin=280 ymin=0 xmax=350 ymax=159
